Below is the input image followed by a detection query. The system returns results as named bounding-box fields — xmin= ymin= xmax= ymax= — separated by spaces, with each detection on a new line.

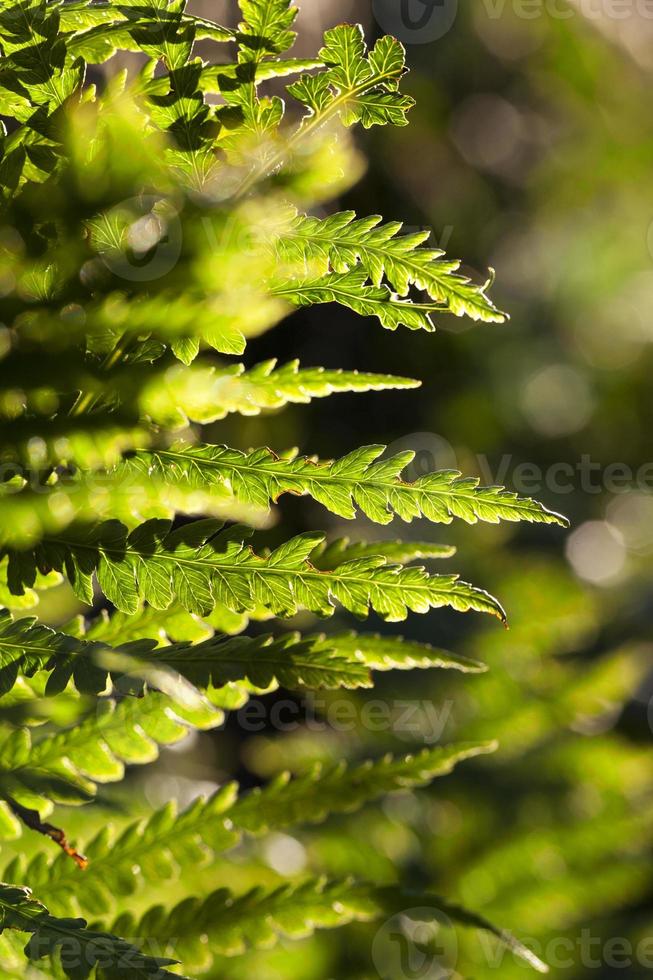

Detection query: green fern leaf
xmin=281 ymin=211 xmax=506 ymax=322
xmin=110 ymin=877 xmax=547 ymax=972
xmin=288 ymin=26 xmax=413 ymax=130
xmin=126 ymin=443 xmax=567 ymax=527
xmin=273 ymin=269 xmax=440 ymax=331
xmin=7 ymin=520 xmax=506 ymax=622
xmin=0 ymin=609 xmax=373 ymax=697
xmin=0 ymin=692 xmax=222 ymax=813
xmin=0 ymin=882 xmax=183 ymax=979
xmin=228 ymin=743 xmax=496 ymax=834
xmin=140 ymin=359 xmax=419 ymax=426
xmin=0 ymin=606 xmax=486 ymax=698
xmin=8 ymin=745 xmax=493 ymax=915
xmin=237 ymin=0 xmax=297 ymax=61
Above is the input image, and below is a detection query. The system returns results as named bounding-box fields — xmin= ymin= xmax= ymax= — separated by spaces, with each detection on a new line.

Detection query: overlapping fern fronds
xmin=0 ymin=1 xmax=562 ymax=975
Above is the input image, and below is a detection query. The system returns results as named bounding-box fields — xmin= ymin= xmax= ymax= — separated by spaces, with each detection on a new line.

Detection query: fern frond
xmin=7 ymin=745 xmax=493 ymax=914
xmin=227 ymin=743 xmax=496 ymax=834
xmin=140 ymin=358 xmax=419 ymax=426
xmin=309 ymin=538 xmax=455 ymax=568
xmin=0 ymin=610 xmax=372 ymax=698
xmin=0 ymin=692 xmax=222 ymax=813
xmin=110 ymin=877 xmax=547 ymax=972
xmin=323 ymin=631 xmax=487 ymax=674
xmin=237 ymin=0 xmax=298 ymax=61
xmin=0 ymin=606 xmax=486 ymax=701
xmin=273 ymin=270 xmax=440 ymax=331
xmin=6 ymin=520 xmax=506 ymax=622
xmin=0 ymin=467 xmax=269 ymax=550
xmin=233 ymin=25 xmax=413 ymax=195
xmin=280 ymin=211 xmax=506 ymax=322
xmin=127 ymin=443 xmax=567 ymax=527
xmin=0 ymin=882 xmax=183 ymax=980
xmin=288 ymin=26 xmax=413 ymax=131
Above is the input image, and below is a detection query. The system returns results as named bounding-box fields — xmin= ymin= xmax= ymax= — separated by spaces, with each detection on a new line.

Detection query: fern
xmin=127 ymin=442 xmax=568 ymax=525
xmin=0 ymin=609 xmax=486 ymax=700
xmin=110 ymin=878 xmax=547 ymax=971
xmin=4 ymin=744 xmax=493 ymax=916
xmin=280 ymin=210 xmax=506 ymax=322
xmin=0 ymin=1 xmax=561 ymax=975
xmin=0 ymin=692 xmax=222 ymax=812
xmin=139 ymin=359 xmax=420 ymax=426
xmin=6 ymin=519 xmax=507 ymax=621
xmin=0 ymin=883 xmax=182 ymax=979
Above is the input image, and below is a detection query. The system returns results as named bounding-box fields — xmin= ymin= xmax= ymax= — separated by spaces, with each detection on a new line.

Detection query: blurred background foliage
xmin=7 ymin=2 xmax=653 ymax=977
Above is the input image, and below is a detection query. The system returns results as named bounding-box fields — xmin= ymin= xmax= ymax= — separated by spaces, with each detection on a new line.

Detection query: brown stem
xmin=8 ymin=798 xmax=88 ymax=870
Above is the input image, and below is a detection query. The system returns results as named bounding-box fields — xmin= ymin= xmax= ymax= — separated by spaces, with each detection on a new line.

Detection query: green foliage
xmin=279 ymin=210 xmax=506 ymax=321
xmin=111 ymin=878 xmax=548 ymax=972
xmin=127 ymin=442 xmax=568 ymax=525
xmin=0 ymin=883 xmax=182 ymax=979
xmin=0 ymin=1 xmax=563 ymax=976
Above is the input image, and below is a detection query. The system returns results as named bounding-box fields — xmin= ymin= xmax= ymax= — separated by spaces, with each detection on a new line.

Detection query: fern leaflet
xmin=126 ymin=443 xmax=567 ymax=526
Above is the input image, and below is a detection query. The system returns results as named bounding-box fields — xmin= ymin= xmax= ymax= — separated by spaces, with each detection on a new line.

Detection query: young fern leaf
xmin=140 ymin=359 xmax=419 ymax=426
xmin=0 ymin=606 xmax=486 ymax=705
xmin=273 ymin=269 xmax=441 ymax=331
xmin=109 ymin=878 xmax=547 ymax=972
xmin=288 ymin=26 xmax=414 ymax=131
xmin=0 ymin=883 xmax=183 ymax=980
xmin=0 ymin=693 xmax=222 ymax=813
xmin=237 ymin=0 xmax=298 ymax=61
xmin=127 ymin=443 xmax=567 ymax=527
xmin=5 ymin=744 xmax=494 ymax=914
xmin=0 ymin=610 xmax=371 ymax=697
xmin=5 ymin=520 xmax=506 ymax=622
xmin=280 ymin=210 xmax=506 ymax=322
